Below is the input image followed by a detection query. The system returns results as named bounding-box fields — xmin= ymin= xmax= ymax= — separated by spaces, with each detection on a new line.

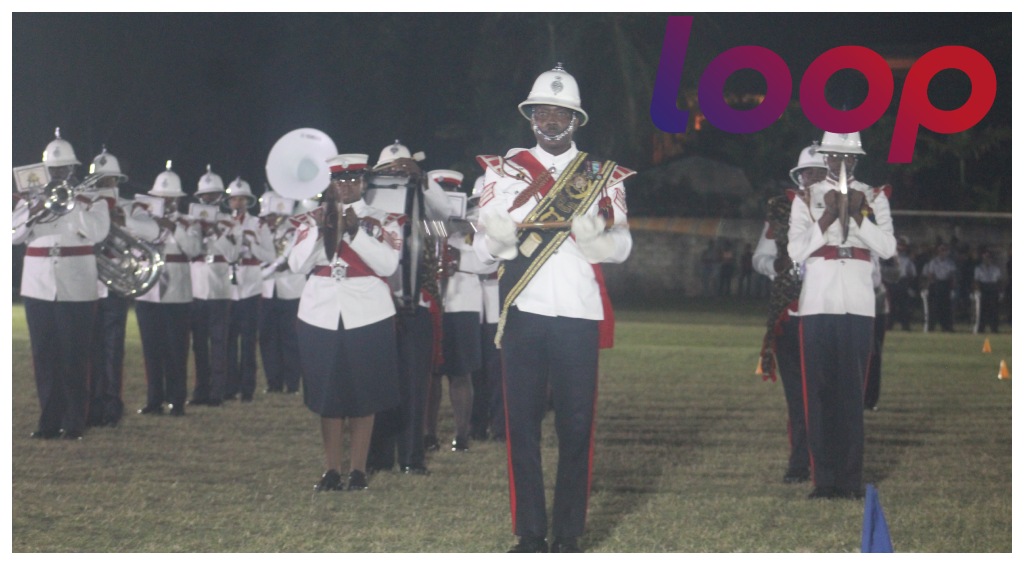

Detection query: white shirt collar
xmin=531 ymin=142 xmax=579 ymax=177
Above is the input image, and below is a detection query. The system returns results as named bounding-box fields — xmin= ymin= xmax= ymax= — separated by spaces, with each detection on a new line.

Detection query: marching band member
xmin=134 ymin=162 xmax=202 ymax=417
xmin=788 ymin=130 xmax=896 ymax=500
xmin=288 ymin=153 xmax=402 ymax=491
xmin=423 ymin=169 xmax=489 ymax=453
xmin=257 ymin=189 xmax=304 ymax=395
xmin=753 ymin=143 xmax=827 ymax=484
xmin=15 ymin=129 xmax=110 ymax=440
xmin=224 ymin=177 xmax=275 ymax=402
xmin=365 ymin=141 xmax=448 ymax=475
xmin=187 ymin=165 xmax=239 ymax=407
xmin=87 ymin=146 xmax=159 ymax=428
xmin=472 ymin=64 xmax=634 ymax=552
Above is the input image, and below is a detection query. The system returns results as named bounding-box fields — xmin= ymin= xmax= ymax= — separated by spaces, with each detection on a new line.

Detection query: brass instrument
xmin=21 ymin=173 xmax=105 ymax=227
xmin=95 ymin=221 xmax=165 ymax=297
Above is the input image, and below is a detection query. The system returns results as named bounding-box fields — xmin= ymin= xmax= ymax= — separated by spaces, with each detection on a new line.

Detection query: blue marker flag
xmin=861 ymin=484 xmax=894 ymax=552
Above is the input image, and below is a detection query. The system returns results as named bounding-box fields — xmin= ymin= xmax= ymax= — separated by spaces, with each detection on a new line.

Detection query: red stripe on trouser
xmin=798 ymin=319 xmax=817 ymax=485
xmin=501 ymin=349 xmax=517 ymax=533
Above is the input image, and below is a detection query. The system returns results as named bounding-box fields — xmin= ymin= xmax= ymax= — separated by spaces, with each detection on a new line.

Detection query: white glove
xmin=572 ymin=215 xmax=615 ymax=263
xmin=481 ymin=208 xmax=519 ymax=260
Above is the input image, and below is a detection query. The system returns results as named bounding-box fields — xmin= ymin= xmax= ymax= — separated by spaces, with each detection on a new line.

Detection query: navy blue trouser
xmin=799 ymin=314 xmax=873 ymax=492
xmin=24 ymin=298 xmax=96 ymax=435
xmin=227 ymin=295 xmax=260 ymax=399
xmin=259 ymin=297 xmax=301 ymax=393
xmin=501 ymin=309 xmax=599 ymax=540
xmin=190 ymin=298 xmax=230 ymax=402
xmin=776 ymin=316 xmax=809 ymax=476
xmin=89 ymin=294 xmax=130 ymax=425
xmin=135 ymin=301 xmax=190 ymax=410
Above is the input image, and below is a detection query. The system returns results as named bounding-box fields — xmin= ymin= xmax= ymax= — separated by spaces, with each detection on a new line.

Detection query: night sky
xmin=8 ymin=11 xmax=1012 ymax=201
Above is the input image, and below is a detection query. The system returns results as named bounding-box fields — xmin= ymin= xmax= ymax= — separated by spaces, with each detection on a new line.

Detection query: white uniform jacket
xmin=288 ymin=199 xmax=403 ymax=331
xmin=190 ymin=212 xmax=241 ymax=301
xmin=229 ymin=211 xmax=276 ymax=300
xmin=135 ymin=212 xmax=202 ymax=304
xmin=471 ymin=143 xmax=633 ymax=320
xmin=260 ymin=219 xmax=307 ymax=300
xmin=788 ymin=178 xmax=896 ymax=317
xmin=14 ymin=193 xmax=110 ymax=302
xmin=443 ymin=231 xmax=495 ymax=314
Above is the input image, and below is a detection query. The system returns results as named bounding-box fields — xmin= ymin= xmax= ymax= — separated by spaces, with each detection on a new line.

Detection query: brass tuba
xmin=94 ymin=220 xmax=165 ymax=297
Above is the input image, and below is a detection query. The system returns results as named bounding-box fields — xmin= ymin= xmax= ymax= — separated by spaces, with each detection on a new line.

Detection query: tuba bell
xmin=264 ymin=128 xmax=338 ymax=201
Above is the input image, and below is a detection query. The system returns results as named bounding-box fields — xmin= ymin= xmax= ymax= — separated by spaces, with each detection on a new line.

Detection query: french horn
xmin=95 ymin=221 xmax=165 ymax=297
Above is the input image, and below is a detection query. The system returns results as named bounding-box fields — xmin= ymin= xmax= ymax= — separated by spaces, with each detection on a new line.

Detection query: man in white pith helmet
xmin=472 ymin=63 xmax=634 ymax=553
xmin=787 ymin=130 xmax=896 ymax=500
xmin=753 ymin=142 xmax=827 ymax=485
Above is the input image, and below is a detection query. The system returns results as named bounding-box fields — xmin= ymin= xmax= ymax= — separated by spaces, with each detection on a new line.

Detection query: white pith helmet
xmin=226 ymin=176 xmax=257 ymax=207
xmin=42 ymin=127 xmax=82 ymax=167
xmin=196 ymin=164 xmax=226 ymax=196
xmin=789 ymin=144 xmax=828 ymax=186
xmin=818 ymin=131 xmax=866 ymax=155
xmin=373 ymin=140 xmax=412 ymax=171
xmin=149 ymin=160 xmax=186 ymax=198
xmin=89 ymin=145 xmax=128 ymax=183
xmin=518 ymin=63 xmax=588 ymax=127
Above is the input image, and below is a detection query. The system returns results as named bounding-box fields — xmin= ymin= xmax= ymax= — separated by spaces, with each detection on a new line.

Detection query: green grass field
xmin=9 ymin=299 xmax=1013 ymax=552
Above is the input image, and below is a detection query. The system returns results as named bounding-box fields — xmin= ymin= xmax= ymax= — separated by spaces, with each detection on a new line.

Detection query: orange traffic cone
xmin=755 ymin=357 xmax=764 ymax=376
xmin=982 ymin=338 xmax=992 ymax=353
xmin=997 ymin=360 xmax=1010 ymax=380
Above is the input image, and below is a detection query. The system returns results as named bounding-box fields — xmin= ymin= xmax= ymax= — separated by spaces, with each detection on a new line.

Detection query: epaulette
xmin=610 ymin=164 xmax=636 ymax=185
xmin=785 ymin=188 xmax=799 ymax=202
xmin=873 ymin=184 xmax=893 ymax=200
xmin=475 ymin=155 xmax=504 ymax=175
xmin=289 ymin=208 xmax=322 ymax=228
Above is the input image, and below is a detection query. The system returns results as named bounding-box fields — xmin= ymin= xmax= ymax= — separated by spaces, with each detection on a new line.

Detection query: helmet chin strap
xmin=532 ymin=115 xmax=577 ymax=142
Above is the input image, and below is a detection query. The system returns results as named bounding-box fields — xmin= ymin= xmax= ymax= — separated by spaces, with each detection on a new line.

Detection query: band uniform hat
xmin=518 ymin=62 xmax=588 ymax=127
xmin=428 ymin=169 xmax=464 ymax=190
xmin=259 ymin=190 xmax=297 ymax=217
xmin=89 ymin=145 xmax=129 ymax=183
xmin=149 ymin=161 xmax=186 ymax=198
xmin=372 ymin=141 xmax=412 ymax=171
xmin=196 ymin=164 xmax=226 ymax=196
xmin=789 ymin=143 xmax=827 ymax=186
xmin=226 ymin=176 xmax=258 ymax=207
xmin=327 ymin=154 xmax=370 ymax=179
xmin=43 ymin=127 xmax=82 ymax=167
xmin=818 ymin=131 xmax=866 ymax=155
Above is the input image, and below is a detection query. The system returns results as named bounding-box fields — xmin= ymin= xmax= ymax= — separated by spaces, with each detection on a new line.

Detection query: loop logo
xmin=650 ymin=16 xmax=997 ymax=163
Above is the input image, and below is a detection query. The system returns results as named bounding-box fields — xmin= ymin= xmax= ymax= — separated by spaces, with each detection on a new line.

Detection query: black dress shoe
xmin=61 ymin=430 xmax=84 ymax=441
xmin=187 ymin=398 xmax=209 ymax=406
xmin=451 ymin=436 xmax=469 ymax=452
xmin=808 ymin=486 xmax=836 ymax=499
xmin=168 ymin=405 xmax=185 ymax=417
xmin=347 ymin=470 xmax=369 ymax=491
xmin=470 ymin=427 xmax=489 ymax=441
xmin=30 ymin=429 xmax=61 ymax=440
xmin=508 ymin=537 xmax=548 ymax=553
xmin=240 ymin=395 xmax=253 ymax=403
xmin=424 ymin=434 xmax=440 ymax=452
xmin=783 ymin=469 xmax=810 ymax=484
xmin=138 ymin=404 xmax=164 ymax=415
xmin=399 ymin=464 xmax=430 ymax=475
xmin=314 ymin=469 xmax=344 ymax=492
xmin=550 ymin=538 xmax=582 ymax=553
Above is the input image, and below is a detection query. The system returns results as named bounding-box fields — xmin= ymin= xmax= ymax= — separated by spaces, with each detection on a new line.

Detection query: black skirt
xmin=298 ymin=317 xmax=400 ymax=418
xmin=439 ymin=311 xmax=482 ymax=376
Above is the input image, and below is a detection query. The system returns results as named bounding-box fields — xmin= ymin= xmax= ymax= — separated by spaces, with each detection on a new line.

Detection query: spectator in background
xmin=700 ymin=240 xmax=718 ymax=297
xmin=973 ymin=248 xmax=1002 ymax=334
xmin=889 ymin=237 xmax=918 ymax=331
xmin=923 ymin=243 xmax=957 ymax=332
xmin=717 ymin=240 xmax=735 ymax=297
xmin=737 ymin=243 xmax=754 ymax=297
